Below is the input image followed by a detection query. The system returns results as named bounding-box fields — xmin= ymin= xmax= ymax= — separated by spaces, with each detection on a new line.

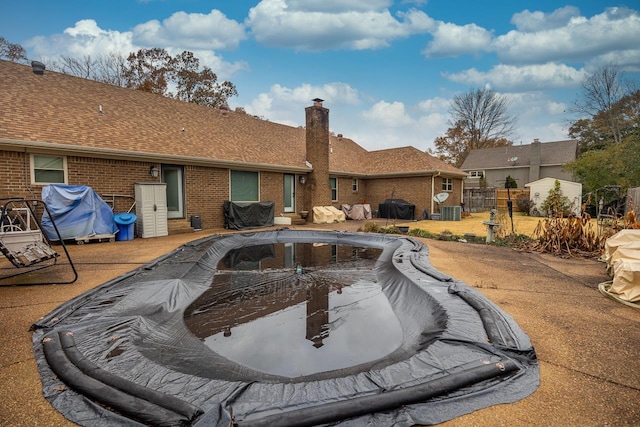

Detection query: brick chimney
xmin=304 ymin=98 xmax=332 ymax=210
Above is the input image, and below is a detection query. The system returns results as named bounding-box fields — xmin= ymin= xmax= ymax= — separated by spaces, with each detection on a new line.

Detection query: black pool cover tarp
xmin=378 ymin=199 xmax=415 ymax=220
xmin=223 ymin=201 xmax=274 ymax=230
xmin=31 ymin=230 xmax=538 ymax=427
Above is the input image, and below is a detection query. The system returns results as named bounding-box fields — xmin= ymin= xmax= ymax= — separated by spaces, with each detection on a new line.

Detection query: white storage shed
xmin=525 ymin=177 xmax=582 ymax=216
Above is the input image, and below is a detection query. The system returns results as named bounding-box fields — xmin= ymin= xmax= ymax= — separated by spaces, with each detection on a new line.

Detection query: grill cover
xmin=378 ymin=199 xmax=415 ymax=220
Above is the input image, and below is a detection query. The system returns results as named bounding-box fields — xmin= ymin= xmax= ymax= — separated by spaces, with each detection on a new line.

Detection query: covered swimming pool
xmin=32 ymin=229 xmax=538 ymax=426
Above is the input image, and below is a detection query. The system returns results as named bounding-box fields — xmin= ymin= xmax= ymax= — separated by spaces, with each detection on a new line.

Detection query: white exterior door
xmin=284 ymin=174 xmax=295 ymax=213
xmin=162 ymin=165 xmax=184 ymax=219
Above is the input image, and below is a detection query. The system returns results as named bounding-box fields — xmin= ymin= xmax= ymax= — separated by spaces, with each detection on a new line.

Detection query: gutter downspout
xmin=431 ymin=171 xmax=441 ymax=215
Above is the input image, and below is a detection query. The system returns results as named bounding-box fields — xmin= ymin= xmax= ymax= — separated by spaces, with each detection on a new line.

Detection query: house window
xmin=442 ymin=178 xmax=453 ymax=192
xmin=230 ymin=170 xmax=259 ymax=201
xmin=31 ymin=154 xmax=67 ymax=184
xmin=329 ymin=177 xmax=338 ymax=202
xmin=352 ymin=178 xmax=358 ymax=192
xmin=468 ymin=171 xmax=483 ymax=178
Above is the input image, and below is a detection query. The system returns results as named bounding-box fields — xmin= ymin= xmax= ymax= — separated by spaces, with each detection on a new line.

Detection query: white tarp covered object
xmin=312 ymin=206 xmax=346 ymax=224
xmin=602 ymin=229 xmax=640 ymax=303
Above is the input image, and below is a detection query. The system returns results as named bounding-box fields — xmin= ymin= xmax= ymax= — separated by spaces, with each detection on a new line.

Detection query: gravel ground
xmin=1 ymin=219 xmax=639 ymax=426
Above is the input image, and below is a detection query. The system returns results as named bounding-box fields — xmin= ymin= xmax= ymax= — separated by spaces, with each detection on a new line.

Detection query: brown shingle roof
xmin=0 ymin=60 xmax=465 ymax=177
xmin=460 ymin=140 xmax=577 ymax=171
xmin=363 ymin=146 xmax=466 ymax=176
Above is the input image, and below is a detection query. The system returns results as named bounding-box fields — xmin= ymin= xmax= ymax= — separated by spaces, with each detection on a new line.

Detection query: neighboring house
xmin=461 ymin=139 xmax=578 ymax=190
xmin=525 ymin=178 xmax=582 ymax=216
xmin=0 ymin=60 xmax=466 ymax=234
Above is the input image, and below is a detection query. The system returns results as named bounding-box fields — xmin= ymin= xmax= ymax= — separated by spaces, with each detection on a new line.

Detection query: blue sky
xmin=3 ymin=1 xmax=639 ymax=152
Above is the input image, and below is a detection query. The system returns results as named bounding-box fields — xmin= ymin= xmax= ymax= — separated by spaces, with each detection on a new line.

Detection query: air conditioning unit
xmin=440 ymin=206 xmax=461 ymax=221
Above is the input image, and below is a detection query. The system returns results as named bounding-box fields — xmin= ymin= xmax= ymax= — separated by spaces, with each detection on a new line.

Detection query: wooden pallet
xmin=74 ymin=234 xmax=116 ymax=245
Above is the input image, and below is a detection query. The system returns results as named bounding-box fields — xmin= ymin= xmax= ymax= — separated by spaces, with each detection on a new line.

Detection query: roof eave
xmin=349 ymin=170 xmax=467 ymax=179
xmin=0 ymin=138 xmax=312 ymax=173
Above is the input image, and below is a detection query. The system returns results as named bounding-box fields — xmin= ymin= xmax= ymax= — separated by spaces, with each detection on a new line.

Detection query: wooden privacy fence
xmin=463 ymin=189 xmax=496 ymax=212
xmin=463 ymin=188 xmax=531 ymax=213
xmin=496 ymin=189 xmax=530 ymax=212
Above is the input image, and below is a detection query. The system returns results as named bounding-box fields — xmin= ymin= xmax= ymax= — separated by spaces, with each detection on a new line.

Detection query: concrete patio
xmin=1 ymin=220 xmax=639 ymax=426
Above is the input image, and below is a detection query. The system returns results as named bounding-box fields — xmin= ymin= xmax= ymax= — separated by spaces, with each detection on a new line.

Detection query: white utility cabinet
xmin=134 ymin=182 xmax=168 ymax=238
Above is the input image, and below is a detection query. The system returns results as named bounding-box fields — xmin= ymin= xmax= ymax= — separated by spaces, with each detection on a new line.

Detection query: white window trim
xmin=352 ymin=178 xmax=358 ymax=192
xmin=229 ymin=170 xmax=261 ymax=202
xmin=330 ymin=177 xmax=338 ymax=202
xmin=442 ymin=177 xmax=453 ymax=192
xmin=30 ymin=154 xmax=68 ymax=185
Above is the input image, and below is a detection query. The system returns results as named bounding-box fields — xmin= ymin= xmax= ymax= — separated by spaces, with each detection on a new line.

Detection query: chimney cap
xmin=312 ymin=98 xmax=324 ymax=106
xmin=31 ymin=61 xmax=46 ymax=75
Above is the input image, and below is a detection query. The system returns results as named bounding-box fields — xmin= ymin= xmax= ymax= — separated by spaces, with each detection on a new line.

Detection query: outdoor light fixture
xmin=299 ymin=175 xmax=306 ymax=185
xmin=150 ymin=165 xmax=159 ymax=178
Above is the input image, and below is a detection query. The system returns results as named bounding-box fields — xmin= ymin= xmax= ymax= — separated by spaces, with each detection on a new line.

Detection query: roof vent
xmin=31 ymin=61 xmax=46 ymax=75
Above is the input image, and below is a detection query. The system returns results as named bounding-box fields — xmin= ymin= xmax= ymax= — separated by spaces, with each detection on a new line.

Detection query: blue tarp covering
xmin=41 ymin=185 xmax=117 ymax=241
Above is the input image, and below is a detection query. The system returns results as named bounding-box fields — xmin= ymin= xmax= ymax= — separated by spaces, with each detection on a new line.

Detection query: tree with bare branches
xmin=449 ymin=87 xmax=517 ymax=148
xmin=573 ymin=64 xmax=628 ymax=145
xmin=431 ymin=88 xmax=515 ymax=166
xmin=0 ymin=37 xmax=27 ymax=63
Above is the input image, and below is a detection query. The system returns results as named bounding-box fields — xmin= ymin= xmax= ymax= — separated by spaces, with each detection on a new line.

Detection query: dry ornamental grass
xmin=374 ymin=209 xmax=638 ymax=258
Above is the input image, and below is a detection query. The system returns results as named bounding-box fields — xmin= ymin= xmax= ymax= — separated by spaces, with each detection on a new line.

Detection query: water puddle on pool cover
xmin=184 ymin=243 xmax=403 ymax=378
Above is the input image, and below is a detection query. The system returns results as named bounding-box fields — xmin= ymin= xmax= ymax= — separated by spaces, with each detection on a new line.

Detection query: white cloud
xmin=286 ymin=0 xmax=392 ymax=13
xmin=510 ymin=6 xmax=581 ymax=32
xmin=494 ymin=7 xmax=640 ymax=65
xmin=546 ymin=101 xmax=567 ymax=115
xmin=23 ymin=16 xmax=246 ymax=81
xmin=26 ymin=19 xmax=134 ymax=60
xmin=246 ymin=0 xmax=433 ymax=51
xmin=174 ymin=49 xmax=248 ymax=80
xmin=361 ymin=101 xmax=414 ymax=127
xmin=444 ymin=63 xmax=586 ymax=91
xmin=132 ymin=9 xmax=246 ymax=50
xmin=501 ymin=92 xmax=572 ymax=143
xmin=241 ymin=86 xmax=451 ymax=151
xmin=241 ymin=82 xmax=361 ymax=127
xmin=422 ymin=22 xmax=492 ymax=57
xmin=585 ymin=49 xmax=640 ymax=73
xmin=417 ymin=97 xmax=449 ymax=113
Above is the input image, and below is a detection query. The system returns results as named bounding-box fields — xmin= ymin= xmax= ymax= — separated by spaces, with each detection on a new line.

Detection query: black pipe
xmin=58 ymin=332 xmax=202 ymax=421
xmin=239 ymin=359 xmax=519 ymax=427
xmin=43 ymin=331 xmax=200 ymax=426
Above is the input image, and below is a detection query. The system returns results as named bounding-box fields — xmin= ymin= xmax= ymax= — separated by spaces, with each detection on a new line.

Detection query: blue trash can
xmin=113 ymin=213 xmax=137 ymax=241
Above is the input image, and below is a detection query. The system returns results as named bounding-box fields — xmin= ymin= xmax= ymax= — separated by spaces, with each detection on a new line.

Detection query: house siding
xmin=365 ymin=177 xmax=434 ymax=219
xmin=260 ymin=171 xmax=284 ymax=214
xmin=185 ymin=165 xmax=229 ymax=229
xmin=0 ymin=150 xmax=28 ymax=199
xmin=333 ymin=177 xmax=366 ymax=208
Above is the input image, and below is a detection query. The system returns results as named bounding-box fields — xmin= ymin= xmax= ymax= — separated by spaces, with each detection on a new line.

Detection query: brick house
xmin=460 ymin=139 xmax=578 ymax=189
xmin=0 ymin=60 xmax=466 ymax=234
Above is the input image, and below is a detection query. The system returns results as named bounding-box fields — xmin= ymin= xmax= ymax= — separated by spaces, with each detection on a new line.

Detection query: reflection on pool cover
xmin=185 ymin=243 xmax=403 ymax=378
xmin=31 ymin=230 xmax=539 ymax=427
